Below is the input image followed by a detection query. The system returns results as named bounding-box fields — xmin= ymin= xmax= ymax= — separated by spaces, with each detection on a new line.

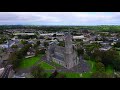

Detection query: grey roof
xmin=8 ymin=40 xmax=15 ymax=45
xmin=14 ymin=40 xmax=19 ymax=43
xmin=54 ymin=46 xmax=65 ymax=54
xmin=53 ymin=54 xmax=64 ymax=61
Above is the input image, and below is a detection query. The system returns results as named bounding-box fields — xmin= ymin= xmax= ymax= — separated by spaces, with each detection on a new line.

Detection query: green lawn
xmin=105 ymin=65 xmax=114 ymax=75
xmin=39 ymin=61 xmax=55 ymax=70
xmin=46 ymin=72 xmax=52 ymax=78
xmin=18 ymin=54 xmax=43 ymax=69
xmin=81 ymin=72 xmax=92 ymax=78
xmin=46 ymin=60 xmax=97 ymax=78
xmin=59 ymin=72 xmax=80 ymax=78
xmin=45 ymin=60 xmax=114 ymax=78
xmin=47 ymin=71 xmax=91 ymax=78
xmin=87 ymin=60 xmax=96 ymax=72
xmin=78 ymin=60 xmax=96 ymax=78
xmin=50 ymin=61 xmax=62 ymax=68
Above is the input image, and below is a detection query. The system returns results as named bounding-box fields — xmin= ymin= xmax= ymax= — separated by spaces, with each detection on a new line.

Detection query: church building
xmin=46 ymin=32 xmax=79 ymax=69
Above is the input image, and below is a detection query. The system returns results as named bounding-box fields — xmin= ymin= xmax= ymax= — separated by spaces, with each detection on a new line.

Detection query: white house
xmin=0 ymin=40 xmax=15 ymax=49
xmin=73 ymin=35 xmax=85 ymax=39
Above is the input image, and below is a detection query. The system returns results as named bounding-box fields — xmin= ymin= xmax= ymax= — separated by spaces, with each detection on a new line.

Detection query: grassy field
xmin=50 ymin=61 xmax=62 ymax=68
xmin=79 ymin=60 xmax=96 ymax=78
xmin=45 ymin=60 xmax=96 ymax=78
xmin=39 ymin=61 xmax=55 ymax=70
xmin=18 ymin=54 xmax=43 ymax=69
xmin=58 ymin=72 xmax=80 ymax=78
xmin=87 ymin=60 xmax=96 ymax=72
xmin=105 ymin=65 xmax=114 ymax=75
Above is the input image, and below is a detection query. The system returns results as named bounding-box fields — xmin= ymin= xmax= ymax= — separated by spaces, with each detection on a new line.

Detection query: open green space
xmin=46 ymin=60 xmax=97 ymax=78
xmin=18 ymin=54 xmax=43 ymax=69
xmin=50 ymin=61 xmax=62 ymax=68
xmin=80 ymin=60 xmax=96 ymax=78
xmin=87 ymin=60 xmax=96 ymax=72
xmin=18 ymin=53 xmax=114 ymax=78
xmin=105 ymin=65 xmax=114 ymax=75
xmin=45 ymin=59 xmax=114 ymax=78
xmin=58 ymin=72 xmax=80 ymax=78
xmin=39 ymin=61 xmax=55 ymax=70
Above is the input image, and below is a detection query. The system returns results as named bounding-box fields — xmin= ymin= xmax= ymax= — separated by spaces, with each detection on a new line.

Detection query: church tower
xmin=64 ymin=31 xmax=74 ymax=69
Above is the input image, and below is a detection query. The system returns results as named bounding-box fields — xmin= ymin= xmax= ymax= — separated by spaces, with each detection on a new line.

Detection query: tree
xmin=30 ymin=65 xmax=47 ymax=78
xmin=0 ymin=37 xmax=6 ymax=44
xmin=21 ymin=40 xmax=28 ymax=45
xmin=8 ymin=52 xmax=20 ymax=69
xmin=39 ymin=49 xmax=46 ymax=54
xmin=112 ymin=58 xmax=120 ymax=71
xmin=76 ymin=48 xmax=84 ymax=56
xmin=52 ymin=34 xmax=56 ymax=37
xmin=36 ymin=41 xmax=40 ymax=46
xmin=11 ymin=45 xmax=18 ymax=49
xmin=83 ymin=53 xmax=90 ymax=60
xmin=49 ymin=70 xmax=58 ymax=78
xmin=95 ymin=56 xmax=102 ymax=62
xmin=91 ymin=71 xmax=110 ymax=78
xmin=114 ymin=42 xmax=120 ymax=48
xmin=95 ymin=62 xmax=105 ymax=72
xmin=44 ymin=42 xmax=49 ymax=47
xmin=35 ymin=49 xmax=40 ymax=56
xmin=58 ymin=41 xmax=65 ymax=47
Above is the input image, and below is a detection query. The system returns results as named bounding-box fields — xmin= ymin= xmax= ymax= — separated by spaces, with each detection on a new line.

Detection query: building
xmin=73 ymin=35 xmax=85 ymax=40
xmin=46 ymin=32 xmax=79 ymax=69
xmin=0 ymin=40 xmax=15 ymax=49
xmin=13 ymin=33 xmax=35 ymax=36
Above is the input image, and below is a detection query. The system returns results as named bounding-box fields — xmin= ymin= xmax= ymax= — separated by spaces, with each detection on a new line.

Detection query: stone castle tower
xmin=64 ymin=32 xmax=74 ymax=68
xmin=64 ymin=32 xmax=78 ymax=69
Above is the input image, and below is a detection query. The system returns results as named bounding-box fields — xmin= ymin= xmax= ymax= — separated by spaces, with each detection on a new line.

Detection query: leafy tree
xmin=83 ymin=53 xmax=90 ymax=60
xmin=49 ymin=70 xmax=58 ymax=78
xmin=11 ymin=45 xmax=18 ymax=49
xmin=39 ymin=49 xmax=46 ymax=54
xmin=112 ymin=58 xmax=120 ymax=71
xmin=76 ymin=48 xmax=84 ymax=56
xmin=35 ymin=49 xmax=40 ymax=56
xmin=36 ymin=41 xmax=40 ymax=46
xmin=8 ymin=52 xmax=20 ymax=69
xmin=114 ymin=42 xmax=120 ymax=48
xmin=0 ymin=37 xmax=6 ymax=44
xmin=52 ymin=34 xmax=56 ymax=37
xmin=58 ymin=41 xmax=65 ymax=47
xmin=20 ymin=40 xmax=28 ymax=45
xmin=95 ymin=62 xmax=105 ymax=72
xmin=44 ymin=42 xmax=49 ymax=47
xmin=31 ymin=65 xmax=47 ymax=78
xmin=46 ymin=38 xmax=51 ymax=40
xmin=91 ymin=71 xmax=110 ymax=78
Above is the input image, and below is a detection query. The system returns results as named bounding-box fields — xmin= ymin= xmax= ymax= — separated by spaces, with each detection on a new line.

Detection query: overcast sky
xmin=0 ymin=12 xmax=120 ymax=25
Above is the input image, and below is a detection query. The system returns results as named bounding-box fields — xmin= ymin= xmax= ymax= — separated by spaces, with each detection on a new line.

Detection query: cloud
xmin=0 ymin=12 xmax=120 ymax=25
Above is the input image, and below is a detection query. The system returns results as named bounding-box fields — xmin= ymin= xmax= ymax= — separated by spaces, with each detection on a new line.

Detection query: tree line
xmin=1 ymin=25 xmax=120 ymax=32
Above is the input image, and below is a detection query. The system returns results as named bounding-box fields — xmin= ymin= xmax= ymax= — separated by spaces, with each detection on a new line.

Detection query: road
xmin=0 ymin=65 xmax=13 ymax=78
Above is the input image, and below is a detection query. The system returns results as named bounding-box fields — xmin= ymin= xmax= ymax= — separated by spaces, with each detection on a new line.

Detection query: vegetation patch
xmin=39 ymin=61 xmax=55 ymax=70
xmin=18 ymin=54 xmax=43 ymax=69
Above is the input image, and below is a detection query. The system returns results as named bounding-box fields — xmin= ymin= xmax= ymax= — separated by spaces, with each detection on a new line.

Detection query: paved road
xmin=0 ymin=65 xmax=13 ymax=78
